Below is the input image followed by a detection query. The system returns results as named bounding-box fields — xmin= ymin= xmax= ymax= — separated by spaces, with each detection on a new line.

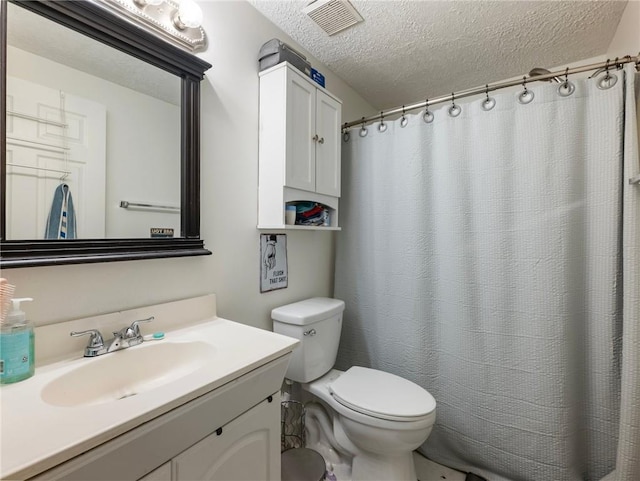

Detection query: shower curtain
xmin=334 ymin=65 xmax=639 ymax=481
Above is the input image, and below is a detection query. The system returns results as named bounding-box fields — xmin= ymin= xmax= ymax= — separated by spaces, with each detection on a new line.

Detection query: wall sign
xmin=150 ymin=228 xmax=174 ymax=238
xmin=260 ymin=234 xmax=288 ymax=292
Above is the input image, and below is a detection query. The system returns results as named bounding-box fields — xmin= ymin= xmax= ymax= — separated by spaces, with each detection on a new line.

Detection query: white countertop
xmin=0 ymin=316 xmax=298 ymax=480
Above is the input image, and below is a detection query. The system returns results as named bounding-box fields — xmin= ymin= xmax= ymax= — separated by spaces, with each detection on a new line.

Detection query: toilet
xmin=272 ymin=298 xmax=436 ymax=481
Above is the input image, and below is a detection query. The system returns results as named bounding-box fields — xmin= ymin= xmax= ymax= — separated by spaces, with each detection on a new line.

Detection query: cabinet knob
xmin=312 ymin=134 xmax=319 ymax=142
xmin=318 ymin=137 xmax=325 ymax=144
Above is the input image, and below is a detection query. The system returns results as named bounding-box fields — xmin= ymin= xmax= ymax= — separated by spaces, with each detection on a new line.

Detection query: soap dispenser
xmin=0 ymin=298 xmax=35 ymax=384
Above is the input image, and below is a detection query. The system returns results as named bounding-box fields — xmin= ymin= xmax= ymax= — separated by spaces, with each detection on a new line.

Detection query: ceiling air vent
xmin=303 ymin=0 xmax=364 ymax=36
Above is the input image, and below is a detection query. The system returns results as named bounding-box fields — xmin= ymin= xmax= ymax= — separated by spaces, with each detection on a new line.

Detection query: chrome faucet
xmin=71 ymin=316 xmax=154 ymax=357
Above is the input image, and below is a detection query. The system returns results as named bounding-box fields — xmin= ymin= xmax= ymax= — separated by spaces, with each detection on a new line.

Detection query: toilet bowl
xmin=272 ymin=298 xmax=437 ymax=481
xmin=303 ymin=368 xmax=435 ymax=481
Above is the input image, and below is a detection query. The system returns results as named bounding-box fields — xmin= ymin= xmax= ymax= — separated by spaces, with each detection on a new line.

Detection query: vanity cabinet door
xmin=173 ymin=396 xmax=280 ymax=481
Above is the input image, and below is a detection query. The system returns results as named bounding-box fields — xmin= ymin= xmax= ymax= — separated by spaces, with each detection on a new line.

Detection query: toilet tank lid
xmin=271 ymin=298 xmax=345 ymax=325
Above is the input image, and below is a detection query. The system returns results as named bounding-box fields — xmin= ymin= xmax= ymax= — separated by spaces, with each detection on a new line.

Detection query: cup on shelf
xmin=322 ymin=210 xmax=330 ymax=226
xmin=285 ymin=205 xmax=297 ymax=225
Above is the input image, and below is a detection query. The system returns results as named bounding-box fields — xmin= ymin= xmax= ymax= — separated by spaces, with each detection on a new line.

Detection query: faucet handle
xmin=113 ymin=326 xmax=134 ymax=339
xmin=70 ymin=329 xmax=104 ymax=348
xmin=130 ymin=316 xmax=154 ymax=337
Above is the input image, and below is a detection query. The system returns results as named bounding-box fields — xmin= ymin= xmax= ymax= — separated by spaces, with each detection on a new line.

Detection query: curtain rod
xmin=343 ymin=54 xmax=640 ymax=130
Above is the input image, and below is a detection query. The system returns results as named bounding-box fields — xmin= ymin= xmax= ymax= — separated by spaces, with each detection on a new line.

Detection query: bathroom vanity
xmin=0 ymin=295 xmax=298 ymax=481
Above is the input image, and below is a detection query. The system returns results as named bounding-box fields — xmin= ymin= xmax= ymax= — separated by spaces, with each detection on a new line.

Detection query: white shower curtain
xmin=334 ymin=65 xmax=639 ymax=481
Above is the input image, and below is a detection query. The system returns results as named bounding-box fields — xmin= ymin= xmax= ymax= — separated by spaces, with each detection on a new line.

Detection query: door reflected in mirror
xmin=6 ymin=2 xmax=181 ymax=240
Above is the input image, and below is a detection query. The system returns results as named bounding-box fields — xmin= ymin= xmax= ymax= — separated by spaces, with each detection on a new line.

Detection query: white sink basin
xmin=41 ymin=341 xmax=216 ymax=407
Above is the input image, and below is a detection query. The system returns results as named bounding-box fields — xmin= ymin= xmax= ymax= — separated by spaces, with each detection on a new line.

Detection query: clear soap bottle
xmin=0 ymin=298 xmax=35 ymax=384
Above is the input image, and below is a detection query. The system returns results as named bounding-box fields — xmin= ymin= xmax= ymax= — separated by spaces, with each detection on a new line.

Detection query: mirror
xmin=6 ymin=3 xmax=181 ymax=240
xmin=1 ymin=0 xmax=212 ymax=267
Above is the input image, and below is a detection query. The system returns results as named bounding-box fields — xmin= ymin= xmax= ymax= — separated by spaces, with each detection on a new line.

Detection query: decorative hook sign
xmin=260 ymin=234 xmax=288 ymax=292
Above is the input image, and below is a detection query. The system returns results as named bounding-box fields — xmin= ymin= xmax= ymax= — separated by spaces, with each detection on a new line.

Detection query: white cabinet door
xmin=315 ymin=90 xmax=341 ymax=197
xmin=173 ymin=397 xmax=280 ymax=481
xmin=285 ymin=70 xmax=316 ymax=193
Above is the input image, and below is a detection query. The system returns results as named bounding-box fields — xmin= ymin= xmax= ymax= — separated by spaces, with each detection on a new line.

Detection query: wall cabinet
xmin=258 ymin=62 xmax=342 ymax=230
xmin=281 ymin=73 xmax=341 ymax=197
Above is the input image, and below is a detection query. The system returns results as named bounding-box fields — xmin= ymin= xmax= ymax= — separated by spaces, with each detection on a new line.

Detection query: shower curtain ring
xmin=596 ymin=59 xmax=618 ymax=90
xmin=359 ymin=117 xmax=368 ymax=137
xmin=378 ymin=112 xmax=388 ymax=132
xmin=448 ymin=92 xmax=461 ymax=117
xmin=518 ymin=76 xmax=535 ymax=104
xmin=423 ymin=99 xmax=434 ymax=124
xmin=400 ymin=105 xmax=409 ymax=128
xmin=482 ymin=84 xmax=496 ymax=111
xmin=342 ymin=123 xmax=351 ymax=142
xmin=558 ymin=67 xmax=575 ymax=97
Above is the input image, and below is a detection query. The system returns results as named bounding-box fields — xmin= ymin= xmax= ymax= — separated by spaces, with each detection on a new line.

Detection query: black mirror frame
xmin=0 ymin=0 xmax=212 ymax=268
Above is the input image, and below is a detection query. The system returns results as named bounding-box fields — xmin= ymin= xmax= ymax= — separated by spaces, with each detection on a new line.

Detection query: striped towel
xmin=44 ymin=183 xmax=77 ymax=239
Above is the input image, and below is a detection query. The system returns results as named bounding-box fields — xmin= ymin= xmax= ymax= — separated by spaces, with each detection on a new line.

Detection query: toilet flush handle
xmin=304 ymin=328 xmax=317 ymax=336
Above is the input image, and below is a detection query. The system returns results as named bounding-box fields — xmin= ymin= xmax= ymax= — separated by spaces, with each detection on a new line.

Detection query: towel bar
xmin=119 ymin=201 xmax=180 ymax=212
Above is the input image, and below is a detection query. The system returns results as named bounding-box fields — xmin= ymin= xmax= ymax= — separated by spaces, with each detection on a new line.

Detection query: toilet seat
xmin=328 ymin=367 xmax=436 ymax=422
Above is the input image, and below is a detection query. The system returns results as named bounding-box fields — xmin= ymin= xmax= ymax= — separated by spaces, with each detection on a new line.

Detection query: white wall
xmin=2 ymin=1 xmax=375 ymax=331
xmin=607 ymin=0 xmax=640 ymax=58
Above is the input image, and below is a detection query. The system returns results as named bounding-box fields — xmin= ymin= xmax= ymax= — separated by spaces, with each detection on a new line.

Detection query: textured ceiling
xmin=249 ymin=0 xmax=628 ymax=111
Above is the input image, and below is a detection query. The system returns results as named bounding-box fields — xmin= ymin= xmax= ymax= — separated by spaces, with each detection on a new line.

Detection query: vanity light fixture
xmin=133 ymin=0 xmax=164 ymax=6
xmin=96 ymin=0 xmax=207 ymax=52
xmin=173 ymin=0 xmax=203 ymax=30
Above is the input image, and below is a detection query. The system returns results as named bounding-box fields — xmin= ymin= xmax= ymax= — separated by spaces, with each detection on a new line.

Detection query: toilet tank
xmin=272 ymin=298 xmax=345 ymax=383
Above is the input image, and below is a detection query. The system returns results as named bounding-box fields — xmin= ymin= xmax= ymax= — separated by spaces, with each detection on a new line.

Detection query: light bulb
xmin=174 ymin=0 xmax=203 ymax=29
xmin=134 ymin=0 xmax=163 ymax=7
